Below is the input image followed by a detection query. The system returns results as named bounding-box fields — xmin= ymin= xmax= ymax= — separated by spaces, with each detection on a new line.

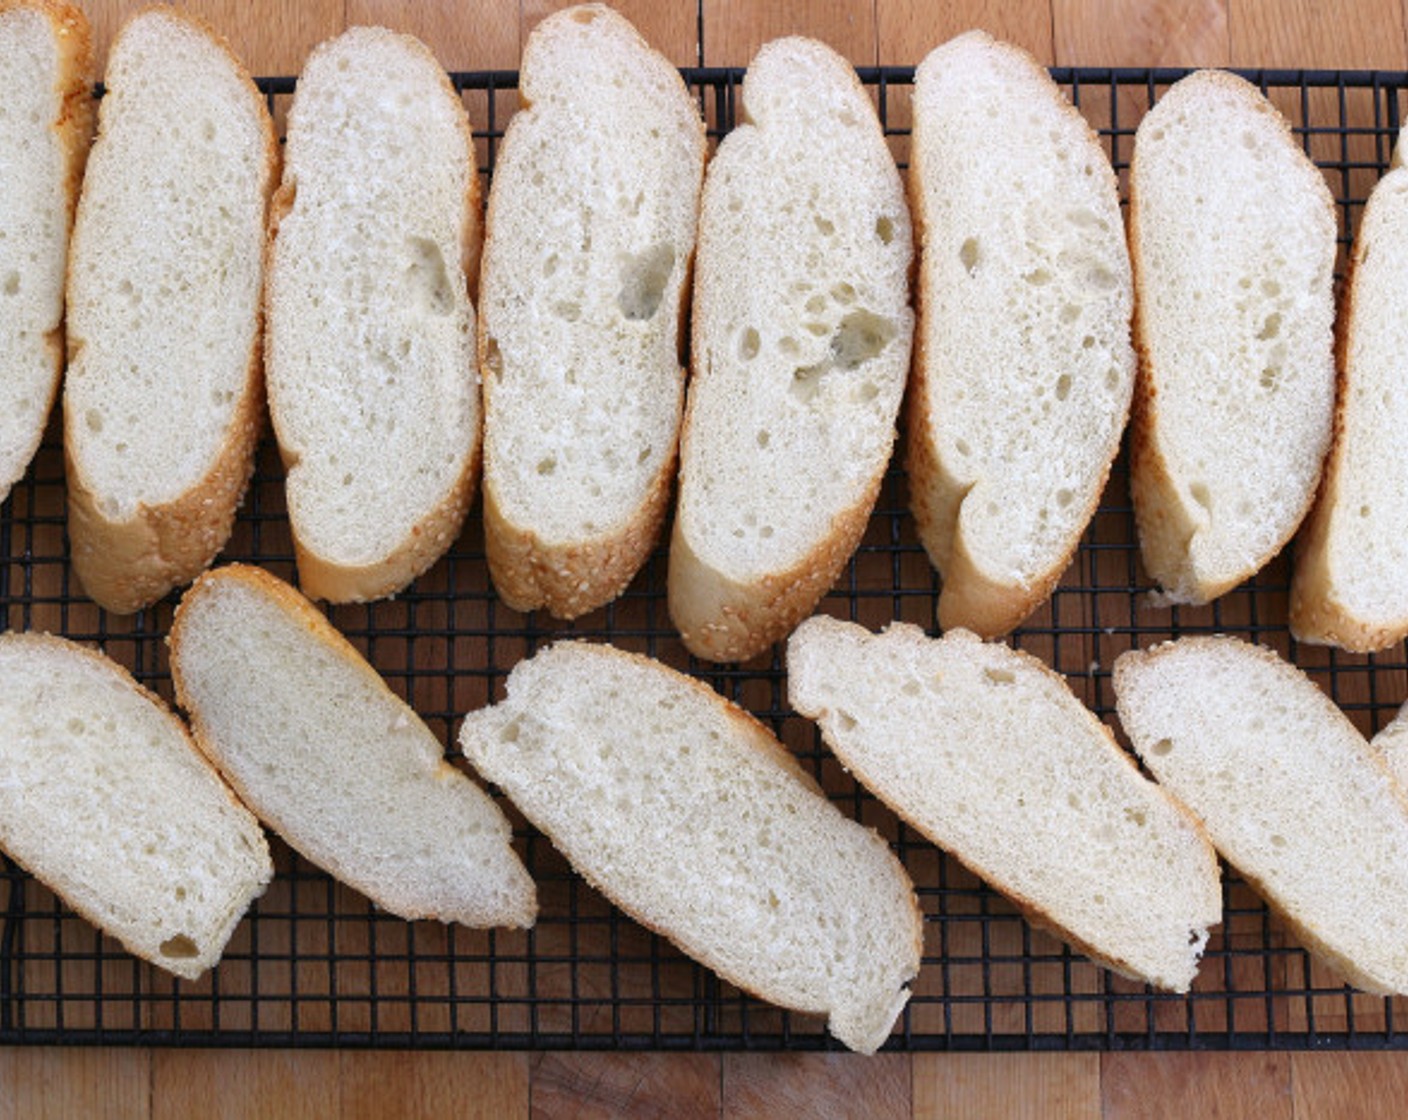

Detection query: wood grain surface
xmin=8 ymin=0 xmax=1408 ymax=1116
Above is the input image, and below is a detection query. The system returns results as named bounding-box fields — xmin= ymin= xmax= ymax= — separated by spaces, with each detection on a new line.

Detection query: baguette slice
xmin=0 ymin=1 xmax=92 ymax=505
xmin=63 ymin=8 xmax=275 ymax=613
xmin=1129 ymin=71 xmax=1337 ymax=605
xmin=1115 ymin=636 xmax=1408 ymax=994
xmin=788 ymin=617 xmax=1220 ymax=991
xmin=0 ymin=632 xmax=272 ymax=980
xmin=1290 ymin=147 xmax=1408 ymax=651
xmin=169 ymin=564 xmax=536 ymax=928
xmin=459 ymin=641 xmax=922 ymax=1053
xmin=669 ymin=37 xmax=913 ymax=663
xmin=266 ymin=27 xmax=480 ymax=603
xmin=907 ymin=31 xmax=1135 ymax=638
xmin=479 ymin=4 xmax=704 ymax=619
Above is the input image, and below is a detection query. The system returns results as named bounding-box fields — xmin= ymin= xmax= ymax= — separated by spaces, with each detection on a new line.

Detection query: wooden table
xmin=6 ymin=0 xmax=1408 ymax=1115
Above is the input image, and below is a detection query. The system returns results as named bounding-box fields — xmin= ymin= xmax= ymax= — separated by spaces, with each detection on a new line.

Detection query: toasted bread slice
xmin=788 ymin=617 xmax=1220 ymax=991
xmin=1115 ymin=636 xmax=1408 ymax=994
xmin=63 ymin=8 xmax=274 ymax=613
xmin=265 ymin=27 xmax=480 ymax=602
xmin=0 ymin=1 xmax=91 ymax=505
xmin=1129 ymin=71 xmax=1336 ymax=604
xmin=1291 ymin=146 xmax=1408 ymax=651
xmin=478 ymin=4 xmax=704 ymax=619
xmin=0 ymin=632 xmax=271 ymax=979
xmin=668 ymin=37 xmax=913 ymax=663
xmin=169 ymin=564 xmax=536 ymax=928
xmin=906 ymin=31 xmax=1135 ymax=638
xmin=459 ymin=641 xmax=922 ymax=1053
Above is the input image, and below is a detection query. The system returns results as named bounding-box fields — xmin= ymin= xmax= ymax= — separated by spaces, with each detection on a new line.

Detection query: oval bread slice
xmin=63 ymin=9 xmax=275 ymax=614
xmin=906 ymin=31 xmax=1135 ymax=639
xmin=170 ymin=564 xmax=536 ymax=928
xmin=668 ymin=36 xmax=914 ymax=663
xmin=265 ymin=27 xmax=480 ymax=603
xmin=0 ymin=632 xmax=272 ymax=980
xmin=1114 ymin=636 xmax=1408 ymax=994
xmin=479 ymin=4 xmax=704 ymax=620
xmin=0 ymin=1 xmax=92 ymax=505
xmin=458 ymin=641 xmax=922 ymax=1054
xmin=1291 ymin=146 xmax=1408 ymax=651
xmin=788 ymin=617 xmax=1220 ymax=991
xmin=1129 ymin=71 xmax=1336 ymax=604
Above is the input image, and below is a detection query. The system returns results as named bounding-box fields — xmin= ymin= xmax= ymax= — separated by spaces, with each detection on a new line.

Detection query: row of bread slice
xmin=2 ymin=5 xmax=1394 ymax=647
xmin=11 ymin=556 xmax=1408 ymax=1049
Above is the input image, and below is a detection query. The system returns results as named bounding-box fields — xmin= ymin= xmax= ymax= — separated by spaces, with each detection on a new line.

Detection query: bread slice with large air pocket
xmin=668 ymin=36 xmax=913 ymax=663
xmin=458 ymin=640 xmax=922 ymax=1054
xmin=0 ymin=631 xmax=272 ymax=980
xmin=0 ymin=1 xmax=92 ymax=506
xmin=1129 ymin=70 xmax=1337 ymax=605
xmin=478 ymin=4 xmax=705 ymax=620
xmin=788 ymin=616 xmax=1221 ymax=991
xmin=169 ymin=564 xmax=537 ymax=929
xmin=1290 ymin=139 xmax=1408 ymax=652
xmin=1115 ymin=635 xmax=1408 ymax=994
xmin=265 ymin=27 xmax=481 ymax=603
xmin=63 ymin=8 xmax=275 ymax=613
xmin=906 ymin=31 xmax=1135 ymax=638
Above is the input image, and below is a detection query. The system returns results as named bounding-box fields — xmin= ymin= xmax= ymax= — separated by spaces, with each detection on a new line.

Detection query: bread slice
xmin=906 ymin=31 xmax=1135 ymax=638
xmin=478 ymin=4 xmax=704 ymax=619
xmin=62 ymin=9 xmax=275 ymax=614
xmin=265 ymin=27 xmax=481 ymax=603
xmin=668 ymin=37 xmax=913 ymax=663
xmin=0 ymin=1 xmax=91 ymax=506
xmin=1129 ymin=70 xmax=1337 ymax=605
xmin=458 ymin=641 xmax=922 ymax=1053
xmin=1114 ymin=636 xmax=1408 ymax=994
xmin=1290 ymin=149 xmax=1408 ymax=651
xmin=0 ymin=632 xmax=272 ymax=980
xmin=788 ymin=617 xmax=1220 ymax=991
xmin=169 ymin=564 xmax=536 ymax=928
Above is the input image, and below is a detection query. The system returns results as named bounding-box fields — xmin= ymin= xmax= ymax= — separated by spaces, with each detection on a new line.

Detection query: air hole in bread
xmin=1270 ymin=834 xmax=1287 ymax=848
xmin=85 ymin=409 xmax=104 ymax=434
xmin=1256 ymin=312 xmax=1282 ymax=340
xmin=1055 ymin=374 xmax=1072 ymax=401
xmin=855 ymin=381 xmax=879 ymax=403
xmin=542 ymin=253 xmax=559 ymax=277
xmin=875 ymin=216 xmax=895 ymax=244
xmin=1360 ymin=504 xmax=1372 ymax=518
xmin=499 ymin=720 xmax=520 ymax=744
xmin=1061 ymin=302 xmax=1081 ymax=324
xmin=756 ymin=430 xmax=771 ymax=449
xmin=959 ymin=237 xmax=980 ymax=274
xmin=836 ymin=711 xmax=857 ymax=731
xmin=554 ymin=300 xmax=581 ymax=322
xmin=1 ymin=272 xmax=18 ymax=296
xmin=617 ymin=243 xmax=675 ymax=321
xmin=814 ymin=215 xmax=835 ymax=237
xmin=1056 ymin=488 xmax=1073 ymax=508
xmin=537 ymin=457 xmax=556 ymax=476
xmin=1150 ymin=738 xmax=1174 ymax=757
xmin=805 ymin=321 xmax=829 ymax=337
xmin=739 ymin=327 xmax=760 ymax=361
xmin=1259 ymin=366 xmax=1280 ymax=390
xmin=159 ymin=934 xmax=199 ymax=960
xmin=805 ymin=294 xmax=826 ymax=315
xmin=484 ymin=337 xmax=503 ymax=378
xmin=1189 ymin=482 xmax=1212 ymax=514
xmin=572 ymin=6 xmax=598 ymax=22
xmin=1023 ymin=267 xmax=1052 ymax=287
xmin=983 ymin=667 xmax=1015 ymax=685
xmin=831 ymin=282 xmax=856 ymax=305
xmin=779 ymin=336 xmax=799 ymax=356
xmin=831 ymin=310 xmax=897 ymax=370
xmin=404 ymin=237 xmax=454 ymax=316
xmin=1125 ymin=808 xmax=1147 ymax=827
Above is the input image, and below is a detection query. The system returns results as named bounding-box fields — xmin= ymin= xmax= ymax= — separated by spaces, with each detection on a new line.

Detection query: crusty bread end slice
xmin=459 ymin=641 xmax=922 ymax=1053
xmin=0 ymin=632 xmax=272 ymax=980
xmin=266 ymin=27 xmax=482 ymax=604
xmin=1290 ymin=160 xmax=1408 ymax=651
xmin=788 ymin=617 xmax=1220 ymax=991
xmin=170 ymin=564 xmax=537 ymax=929
xmin=1115 ymin=636 xmax=1408 ymax=995
xmin=906 ymin=31 xmax=1135 ymax=638
xmin=1128 ymin=70 xmax=1336 ymax=605
xmin=63 ymin=7 xmax=275 ymax=614
xmin=0 ymin=1 xmax=92 ymax=505
xmin=479 ymin=4 xmax=704 ymax=620
xmin=668 ymin=36 xmax=913 ymax=663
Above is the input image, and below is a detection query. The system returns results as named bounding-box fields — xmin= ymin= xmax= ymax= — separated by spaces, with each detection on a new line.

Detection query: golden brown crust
xmin=64 ymin=7 xmax=275 ymax=615
xmin=1289 ymin=173 xmax=1408 ymax=653
xmin=905 ymin=33 xmax=1127 ymax=639
xmin=267 ymin=27 xmax=481 ymax=605
xmin=1128 ymin=70 xmax=1337 ymax=605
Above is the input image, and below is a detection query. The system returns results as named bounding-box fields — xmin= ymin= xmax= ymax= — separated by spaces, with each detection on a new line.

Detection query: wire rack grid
xmin=3 ymin=65 xmax=1408 ymax=1051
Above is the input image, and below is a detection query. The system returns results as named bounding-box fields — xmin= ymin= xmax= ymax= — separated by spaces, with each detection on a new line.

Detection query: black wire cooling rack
xmin=4 ymin=66 xmax=1408 ymax=1051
